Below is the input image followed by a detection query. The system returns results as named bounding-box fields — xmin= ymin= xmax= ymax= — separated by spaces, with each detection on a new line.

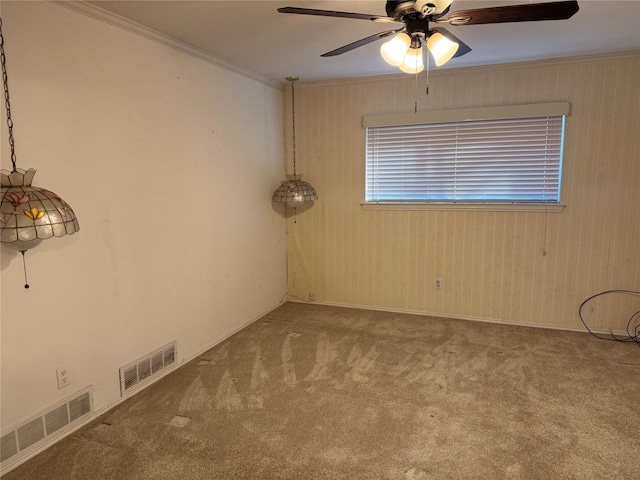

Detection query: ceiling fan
xmin=278 ymin=1 xmax=580 ymax=73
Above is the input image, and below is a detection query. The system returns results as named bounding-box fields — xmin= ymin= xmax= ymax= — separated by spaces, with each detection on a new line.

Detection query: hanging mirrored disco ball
xmin=272 ymin=174 xmax=318 ymax=209
xmin=272 ymin=76 xmax=317 ymax=212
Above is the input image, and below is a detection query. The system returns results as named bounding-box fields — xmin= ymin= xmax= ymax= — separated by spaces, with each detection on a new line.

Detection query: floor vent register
xmin=0 ymin=386 xmax=93 ymax=470
xmin=119 ymin=341 xmax=177 ymax=396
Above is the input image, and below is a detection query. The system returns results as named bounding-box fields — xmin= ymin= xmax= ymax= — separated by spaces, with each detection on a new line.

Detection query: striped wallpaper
xmin=284 ymin=52 xmax=640 ymax=333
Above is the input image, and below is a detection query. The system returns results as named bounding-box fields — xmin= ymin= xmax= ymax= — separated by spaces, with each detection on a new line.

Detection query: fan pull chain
xmin=414 ymin=70 xmax=418 ymax=113
xmin=425 ymin=49 xmax=430 ymax=95
xmin=20 ymin=250 xmax=30 ymax=289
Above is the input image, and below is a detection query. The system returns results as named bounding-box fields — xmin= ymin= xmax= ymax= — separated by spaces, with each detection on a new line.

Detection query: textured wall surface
xmin=286 ymin=53 xmax=640 ymax=332
xmin=1 ymin=1 xmax=286 ymax=432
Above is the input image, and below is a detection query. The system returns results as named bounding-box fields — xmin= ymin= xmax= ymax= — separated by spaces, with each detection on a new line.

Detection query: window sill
xmin=361 ymin=202 xmax=566 ymax=213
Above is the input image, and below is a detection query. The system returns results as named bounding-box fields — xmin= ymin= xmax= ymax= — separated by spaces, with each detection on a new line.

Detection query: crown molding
xmin=48 ymin=2 xmax=639 ymax=92
xmin=296 ymin=50 xmax=640 ymax=89
xmin=51 ymin=1 xmax=282 ymax=90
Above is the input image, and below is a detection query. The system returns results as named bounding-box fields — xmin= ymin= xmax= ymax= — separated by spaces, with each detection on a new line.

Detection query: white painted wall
xmin=0 ymin=0 xmax=287 ymax=434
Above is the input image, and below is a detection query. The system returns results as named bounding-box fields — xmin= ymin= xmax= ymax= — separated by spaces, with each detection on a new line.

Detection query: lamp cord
xmin=0 ymin=17 xmax=18 ymax=172
xmin=287 ymin=76 xmax=298 ymax=176
xmin=20 ymin=250 xmax=30 ymax=289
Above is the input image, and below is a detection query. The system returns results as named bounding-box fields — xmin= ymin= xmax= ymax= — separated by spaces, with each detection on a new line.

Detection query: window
xmin=364 ymin=102 xmax=569 ymax=208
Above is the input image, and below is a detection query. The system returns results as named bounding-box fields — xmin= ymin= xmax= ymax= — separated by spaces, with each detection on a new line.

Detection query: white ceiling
xmin=86 ymin=0 xmax=640 ymax=83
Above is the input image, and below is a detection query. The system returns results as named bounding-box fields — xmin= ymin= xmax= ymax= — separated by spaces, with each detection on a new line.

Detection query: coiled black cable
xmin=578 ymin=290 xmax=640 ymax=347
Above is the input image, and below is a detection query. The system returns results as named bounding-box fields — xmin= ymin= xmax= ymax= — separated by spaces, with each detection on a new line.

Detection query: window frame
xmin=362 ymin=102 xmax=570 ymax=212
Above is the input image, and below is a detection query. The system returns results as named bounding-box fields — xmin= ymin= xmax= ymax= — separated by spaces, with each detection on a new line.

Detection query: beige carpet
xmin=4 ymin=302 xmax=639 ymax=479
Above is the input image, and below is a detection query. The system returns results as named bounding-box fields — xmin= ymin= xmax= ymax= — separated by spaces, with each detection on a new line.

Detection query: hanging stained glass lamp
xmin=0 ymin=17 xmax=79 ymax=287
xmin=1 ymin=168 xmax=79 ymax=250
xmin=272 ymin=76 xmax=317 ymax=210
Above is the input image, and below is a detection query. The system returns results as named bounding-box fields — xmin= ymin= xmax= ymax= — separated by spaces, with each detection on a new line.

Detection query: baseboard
xmin=0 ymin=387 xmax=93 ymax=473
xmin=287 ymin=297 xmax=628 ymax=338
xmin=0 ymin=299 xmax=287 ymax=476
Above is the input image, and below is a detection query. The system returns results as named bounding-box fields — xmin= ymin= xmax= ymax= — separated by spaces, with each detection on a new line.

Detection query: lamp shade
xmin=426 ymin=32 xmax=459 ymax=67
xmin=399 ymin=47 xmax=424 ymax=74
xmin=272 ymin=174 xmax=318 ymax=208
xmin=380 ymin=33 xmax=411 ymax=67
xmin=1 ymin=168 xmax=79 ymax=251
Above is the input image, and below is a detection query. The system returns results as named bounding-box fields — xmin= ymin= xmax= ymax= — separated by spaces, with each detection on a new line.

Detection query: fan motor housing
xmin=386 ymin=0 xmax=452 ymax=20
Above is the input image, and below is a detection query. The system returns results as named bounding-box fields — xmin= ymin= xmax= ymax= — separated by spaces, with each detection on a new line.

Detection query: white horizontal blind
xmin=366 ymin=115 xmax=565 ymax=203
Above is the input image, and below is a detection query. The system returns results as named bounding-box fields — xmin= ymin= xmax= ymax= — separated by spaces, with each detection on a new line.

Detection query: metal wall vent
xmin=119 ymin=341 xmax=177 ymax=396
xmin=0 ymin=386 xmax=93 ymax=471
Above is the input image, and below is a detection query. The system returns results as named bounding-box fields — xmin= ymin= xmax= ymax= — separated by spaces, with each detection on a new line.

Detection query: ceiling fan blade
xmin=277 ymin=7 xmax=396 ymax=23
xmin=438 ymin=0 xmax=579 ymax=26
xmin=430 ymin=28 xmax=472 ymax=58
xmin=321 ymin=29 xmax=404 ymax=57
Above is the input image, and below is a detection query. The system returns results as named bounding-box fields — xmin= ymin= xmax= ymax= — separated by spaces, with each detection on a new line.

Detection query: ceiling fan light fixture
xmin=426 ymin=32 xmax=459 ymax=67
xmin=380 ymin=32 xmax=411 ymax=67
xmin=279 ymin=0 xmax=580 ymax=71
xmin=399 ymin=46 xmax=424 ymax=74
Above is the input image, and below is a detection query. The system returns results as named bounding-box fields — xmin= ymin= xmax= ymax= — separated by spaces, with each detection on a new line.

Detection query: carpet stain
xmin=404 ymin=358 xmax=434 ymax=384
xmin=282 ymin=331 xmax=301 ymax=387
xmin=207 ymin=343 xmax=229 ymax=365
xmin=215 ymin=370 xmax=243 ymax=412
xmin=179 ymin=376 xmax=213 ymax=413
xmin=249 ymin=348 xmax=270 ymax=410
xmin=347 ymin=344 xmax=379 ymax=382
xmin=404 ymin=467 xmax=429 ymax=479
xmin=304 ymin=332 xmax=339 ymax=382
xmin=168 ymin=415 xmax=191 ymax=428
xmin=388 ymin=353 xmax=415 ymax=377
xmin=93 ymin=422 xmax=112 ymax=432
xmin=505 ymin=463 xmax=524 ymax=476
xmin=242 ymin=420 xmax=255 ymax=432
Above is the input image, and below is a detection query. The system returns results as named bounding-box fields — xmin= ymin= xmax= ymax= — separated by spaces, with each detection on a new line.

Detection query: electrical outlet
xmin=434 ymin=277 xmax=443 ymax=290
xmin=308 ymin=290 xmax=316 ymax=302
xmin=56 ymin=366 xmax=70 ymax=389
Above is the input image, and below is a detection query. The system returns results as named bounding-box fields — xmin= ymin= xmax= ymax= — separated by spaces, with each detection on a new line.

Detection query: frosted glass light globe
xmin=380 ymin=33 xmax=411 ymax=67
xmin=399 ymin=47 xmax=424 ymax=74
xmin=426 ymin=32 xmax=459 ymax=67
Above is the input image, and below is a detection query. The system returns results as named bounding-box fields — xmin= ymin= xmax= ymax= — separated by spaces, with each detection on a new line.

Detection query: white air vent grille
xmin=44 ymin=404 xmax=69 ymax=436
xmin=119 ymin=341 xmax=177 ymax=396
xmin=137 ymin=358 xmax=151 ymax=381
xmin=151 ymin=351 xmax=163 ymax=374
xmin=17 ymin=419 xmax=45 ymax=451
xmin=123 ymin=365 xmax=138 ymax=390
xmin=1 ymin=386 xmax=93 ymax=470
xmin=1 ymin=432 xmax=18 ymax=463
xmin=165 ymin=344 xmax=176 ymax=365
